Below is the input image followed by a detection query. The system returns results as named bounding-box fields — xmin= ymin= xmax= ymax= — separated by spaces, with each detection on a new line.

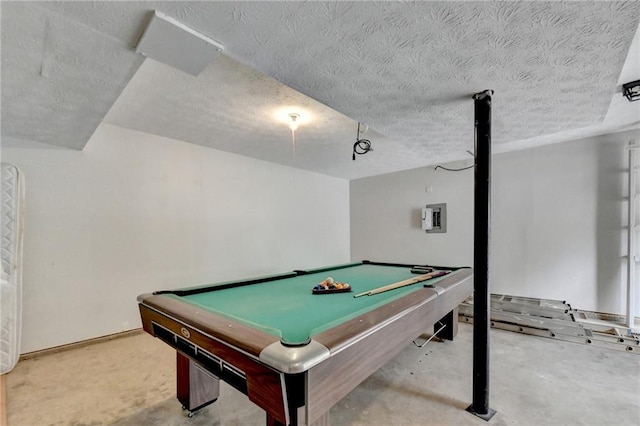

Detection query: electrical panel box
xmin=422 ymin=203 xmax=447 ymax=233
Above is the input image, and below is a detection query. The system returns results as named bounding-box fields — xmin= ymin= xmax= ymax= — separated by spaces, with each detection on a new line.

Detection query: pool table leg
xmin=437 ymin=307 xmax=459 ymax=341
xmin=177 ymin=352 xmax=220 ymax=416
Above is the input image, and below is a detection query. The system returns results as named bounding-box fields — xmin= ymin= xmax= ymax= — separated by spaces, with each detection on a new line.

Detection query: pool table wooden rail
xmin=314 ymin=269 xmax=472 ymax=352
xmin=139 ymin=293 xmax=280 ymax=356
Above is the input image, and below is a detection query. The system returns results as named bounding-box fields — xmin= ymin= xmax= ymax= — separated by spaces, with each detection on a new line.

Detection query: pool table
xmin=138 ymin=260 xmax=473 ymax=425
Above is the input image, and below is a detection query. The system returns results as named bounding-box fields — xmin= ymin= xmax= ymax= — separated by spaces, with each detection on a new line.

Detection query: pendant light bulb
xmin=289 ymin=113 xmax=300 ymax=131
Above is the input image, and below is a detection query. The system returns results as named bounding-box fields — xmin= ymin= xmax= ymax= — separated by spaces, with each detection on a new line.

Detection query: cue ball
xmin=326 ymin=277 xmax=334 ymax=284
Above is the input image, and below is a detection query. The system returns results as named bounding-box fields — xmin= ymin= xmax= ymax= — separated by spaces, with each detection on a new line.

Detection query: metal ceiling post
xmin=467 ymin=90 xmax=496 ymax=421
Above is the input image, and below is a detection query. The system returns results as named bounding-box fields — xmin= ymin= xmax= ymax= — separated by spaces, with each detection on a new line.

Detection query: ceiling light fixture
xmin=622 ymin=80 xmax=640 ymax=102
xmin=288 ymin=113 xmax=301 ymax=131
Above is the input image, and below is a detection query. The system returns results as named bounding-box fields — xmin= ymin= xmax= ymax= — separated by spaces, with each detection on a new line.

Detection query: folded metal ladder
xmin=459 ymin=294 xmax=640 ymax=354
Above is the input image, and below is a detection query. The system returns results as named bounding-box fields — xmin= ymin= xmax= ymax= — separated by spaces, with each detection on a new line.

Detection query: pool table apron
xmin=138 ymin=268 xmax=472 ymax=425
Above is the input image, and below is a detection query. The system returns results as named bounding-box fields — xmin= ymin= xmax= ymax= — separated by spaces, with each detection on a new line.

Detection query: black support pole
xmin=467 ymin=90 xmax=496 ymax=421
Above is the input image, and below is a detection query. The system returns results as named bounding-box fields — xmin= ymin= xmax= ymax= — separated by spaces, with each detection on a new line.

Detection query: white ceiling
xmin=2 ymin=1 xmax=640 ymax=180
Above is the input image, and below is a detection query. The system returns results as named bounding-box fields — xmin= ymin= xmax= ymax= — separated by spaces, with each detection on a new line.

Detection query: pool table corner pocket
xmin=259 ymin=340 xmax=331 ymax=374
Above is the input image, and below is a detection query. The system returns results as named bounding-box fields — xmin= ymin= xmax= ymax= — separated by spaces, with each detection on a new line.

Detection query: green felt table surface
xmin=170 ymin=263 xmax=453 ymax=345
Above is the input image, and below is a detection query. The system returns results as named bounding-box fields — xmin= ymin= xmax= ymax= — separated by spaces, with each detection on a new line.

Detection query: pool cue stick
xmin=353 ymin=270 xmax=449 ymax=298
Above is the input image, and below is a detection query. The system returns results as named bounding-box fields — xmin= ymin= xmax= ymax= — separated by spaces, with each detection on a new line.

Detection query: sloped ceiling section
xmin=1 ymin=2 xmax=144 ymax=150
xmin=2 ymin=1 xmax=640 ymax=179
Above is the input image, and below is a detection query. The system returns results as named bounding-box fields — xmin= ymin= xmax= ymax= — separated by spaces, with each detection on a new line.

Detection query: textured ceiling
xmin=2 ymin=1 xmax=640 ymax=179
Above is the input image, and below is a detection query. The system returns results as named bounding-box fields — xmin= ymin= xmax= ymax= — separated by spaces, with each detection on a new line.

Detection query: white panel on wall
xmin=3 ymin=124 xmax=350 ymax=353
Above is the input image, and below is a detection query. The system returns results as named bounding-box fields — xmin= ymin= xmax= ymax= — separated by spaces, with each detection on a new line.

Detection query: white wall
xmin=2 ymin=123 xmax=350 ymax=353
xmin=350 ymin=161 xmax=474 ymax=267
xmin=6 ymin=123 xmax=639 ymax=353
xmin=351 ymin=129 xmax=640 ymax=314
xmin=491 ymin=133 xmax=630 ymax=315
